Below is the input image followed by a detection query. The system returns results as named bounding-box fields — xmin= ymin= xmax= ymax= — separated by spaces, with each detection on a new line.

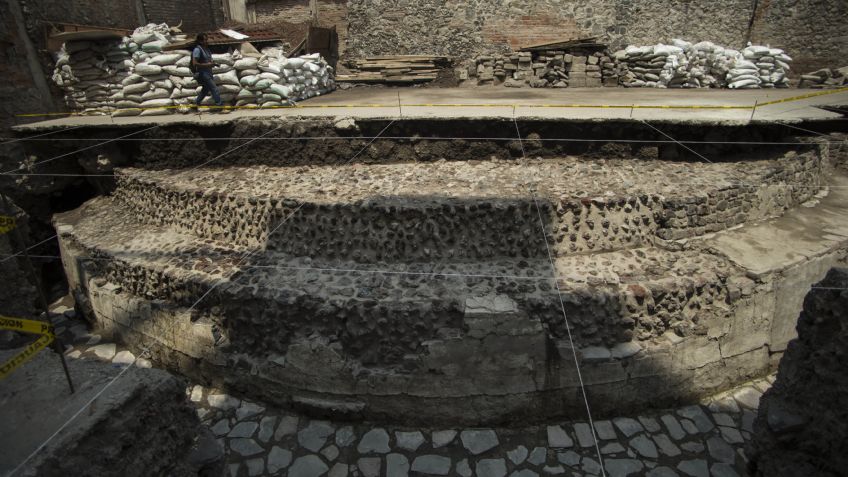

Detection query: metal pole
xmin=0 ymin=193 xmax=75 ymax=393
xmin=749 ymin=99 xmax=758 ymax=122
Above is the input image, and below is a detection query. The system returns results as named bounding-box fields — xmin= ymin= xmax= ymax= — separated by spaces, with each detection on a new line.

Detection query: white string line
xmin=2 ymin=135 xmax=844 ymax=146
xmin=780 ymin=122 xmax=833 ymax=138
xmin=0 ymin=126 xmax=159 ymax=176
xmin=8 ymin=348 xmax=150 ymax=477
xmin=514 ymin=113 xmax=606 ymax=474
xmin=533 ymin=193 xmax=607 ymax=474
xmin=186 ymin=119 xmax=397 ymax=313
xmin=0 ymin=234 xmax=58 ymax=264
xmin=0 ymin=125 xmax=87 ymax=146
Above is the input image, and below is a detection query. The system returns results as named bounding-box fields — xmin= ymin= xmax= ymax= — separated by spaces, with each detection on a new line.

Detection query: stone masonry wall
xmin=344 ymin=0 xmax=846 ymax=72
xmin=250 ymin=0 xmax=350 ymax=56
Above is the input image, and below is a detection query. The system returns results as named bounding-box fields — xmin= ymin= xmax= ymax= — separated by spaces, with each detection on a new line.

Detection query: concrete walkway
xmin=13 ymin=87 xmax=848 ymax=131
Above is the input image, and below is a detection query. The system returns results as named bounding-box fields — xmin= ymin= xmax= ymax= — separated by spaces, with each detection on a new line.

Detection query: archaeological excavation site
xmin=1 ymin=1 xmax=847 ymax=477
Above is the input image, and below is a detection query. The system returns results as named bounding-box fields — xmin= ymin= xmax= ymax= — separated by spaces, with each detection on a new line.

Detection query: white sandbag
xmin=148 ymin=54 xmax=183 ymax=66
xmin=135 ymin=63 xmax=162 ymax=76
xmin=238 ymin=69 xmax=261 ymax=77
xmin=260 ymin=101 xmax=284 ymax=108
xmin=140 ymin=98 xmax=173 ymax=107
xmin=113 ymin=108 xmax=142 ymax=117
xmin=303 ymin=62 xmax=321 ymax=73
xmin=211 ymin=64 xmax=233 ymax=74
xmin=141 ymin=40 xmax=168 ymax=53
xmin=234 ymin=58 xmax=259 ymax=70
xmin=132 ymin=32 xmax=158 ymax=45
xmin=211 ymin=54 xmax=234 ymax=66
xmin=729 ymin=78 xmax=759 ymax=89
xmin=140 ymin=108 xmax=172 ymax=116
xmin=268 ymin=84 xmax=292 ymax=98
xmin=122 ymin=74 xmax=144 ymax=86
xmin=115 ymin=100 xmax=142 ymax=108
xmin=284 ymin=58 xmax=305 ymax=69
xmin=214 ymin=70 xmax=240 ymax=86
xmin=259 ymin=63 xmax=282 ymax=74
xmin=163 ymin=65 xmax=193 ymax=76
xmin=240 ymin=75 xmax=260 ymax=87
xmin=258 ymin=72 xmax=281 ymax=81
xmin=176 ymin=56 xmax=191 ymax=67
xmin=219 ymin=84 xmax=241 ymax=95
xmin=236 ymin=89 xmax=257 ymax=99
xmin=142 ymin=88 xmax=170 ymax=100
xmin=252 ymin=79 xmax=273 ymax=90
xmin=123 ymin=82 xmax=151 ymax=95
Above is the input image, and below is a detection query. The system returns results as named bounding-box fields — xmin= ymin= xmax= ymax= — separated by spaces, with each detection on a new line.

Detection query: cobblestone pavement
xmin=49 ymin=305 xmax=767 ymax=477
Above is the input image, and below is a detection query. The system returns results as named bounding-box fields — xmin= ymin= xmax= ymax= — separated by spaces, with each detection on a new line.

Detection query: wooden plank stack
xmin=337 ymin=55 xmax=449 ymax=84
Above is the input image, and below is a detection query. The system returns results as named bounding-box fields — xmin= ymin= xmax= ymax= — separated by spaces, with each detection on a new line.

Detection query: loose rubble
xmin=51 ymin=23 xmax=335 ymax=115
xmin=798 ymin=66 xmax=848 ymax=88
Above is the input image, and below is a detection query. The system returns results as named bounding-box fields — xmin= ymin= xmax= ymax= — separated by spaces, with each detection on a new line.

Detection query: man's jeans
xmin=195 ymin=71 xmax=222 ymax=106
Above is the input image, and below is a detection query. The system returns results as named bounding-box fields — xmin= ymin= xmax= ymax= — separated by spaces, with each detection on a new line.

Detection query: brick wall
xmin=249 ymin=0 xmax=348 ymax=55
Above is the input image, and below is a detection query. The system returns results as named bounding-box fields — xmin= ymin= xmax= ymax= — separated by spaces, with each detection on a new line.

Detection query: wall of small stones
xmin=469 ymin=50 xmax=613 ymax=88
xmin=343 ymin=0 xmax=846 ymax=73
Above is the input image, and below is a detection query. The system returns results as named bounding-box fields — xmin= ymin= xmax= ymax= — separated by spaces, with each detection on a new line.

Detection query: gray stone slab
xmin=677 ymin=459 xmax=708 ymax=477
xmin=289 ymin=455 xmax=330 ymax=477
xmin=298 ymin=420 xmax=335 ymax=452
xmin=432 ymin=429 xmax=457 ymax=448
xmin=90 ymin=343 xmax=116 ymax=360
xmin=542 ymin=465 xmax=566 ymax=475
xmin=600 ymin=443 xmax=625 ymax=455
xmin=708 ymin=397 xmax=740 ymax=414
xmin=476 ymin=459 xmax=507 ymax=477
xmin=508 ymin=445 xmax=529 ymax=465
xmin=411 ymin=455 xmax=451 ymax=475
xmin=358 ymin=428 xmax=391 ymax=454
xmin=456 ymin=458 xmax=472 ymax=477
xmin=546 ymin=425 xmax=573 ymax=448
xmin=230 ymin=438 xmax=264 ymax=457
xmin=581 ymin=346 xmax=611 ymax=362
xmin=646 ymin=467 xmax=679 ymax=477
xmin=509 ymin=471 xmax=539 ymax=477
xmin=732 ymin=387 xmax=763 ymax=409
xmin=236 ymin=401 xmax=265 ymax=421
xmin=395 ymin=430 xmax=425 ymax=452
xmin=710 ymin=463 xmax=741 ymax=477
xmin=677 ymin=406 xmax=715 ymax=433
xmin=680 ymin=419 xmax=699 ymax=435
xmin=707 ymin=437 xmax=736 ymax=464
xmin=335 ymin=425 xmax=355 ymax=447
xmin=613 ymin=417 xmax=644 ymax=437
xmin=113 ymin=350 xmax=135 ymax=365
xmin=229 ymin=421 xmax=259 ymax=439
xmin=652 ymin=433 xmax=681 ymax=457
xmin=741 ymin=410 xmax=756 ymax=433
xmin=267 ymin=446 xmax=293 ymax=473
xmin=328 ymin=463 xmax=348 ymax=477
xmin=680 ymin=442 xmax=705 ymax=453
xmin=711 ymin=413 xmax=736 ymax=428
xmin=557 ymin=450 xmax=581 ymax=466
xmin=275 ymin=415 xmax=298 ymax=441
xmin=387 ymin=453 xmax=409 ymax=477
xmin=610 ymin=341 xmax=642 ymax=359
xmin=629 ymin=434 xmax=658 ymax=458
xmin=460 ymin=429 xmax=499 ymax=455
xmin=574 ymin=423 xmax=597 ymax=447
xmin=246 ymin=457 xmax=264 ymax=477
xmin=582 ymin=457 xmax=601 ymax=475
xmin=258 ymin=415 xmax=277 ymax=443
xmin=660 ymin=415 xmax=686 ymax=440
xmin=528 ymin=446 xmax=547 ymax=466
xmin=211 ymin=419 xmax=230 ymax=437
xmin=604 ymin=458 xmax=644 ymax=477
xmin=719 ymin=426 xmax=745 ymax=444
xmin=594 ymin=420 xmax=617 ymax=440
xmin=321 ymin=445 xmax=339 ymax=461
xmin=358 ymin=457 xmax=381 ymax=477
xmin=638 ymin=416 xmax=662 ymax=433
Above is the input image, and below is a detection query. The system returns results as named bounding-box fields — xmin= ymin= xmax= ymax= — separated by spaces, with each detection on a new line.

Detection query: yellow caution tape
xmin=0 ymin=316 xmax=56 ymax=380
xmin=0 ymin=215 xmax=16 ymax=234
xmin=14 ymin=86 xmax=848 ymax=118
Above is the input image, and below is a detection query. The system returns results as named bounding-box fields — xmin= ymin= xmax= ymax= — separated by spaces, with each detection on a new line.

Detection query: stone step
xmin=112 ymin=152 xmax=823 ymax=261
xmin=54 ymin=195 xmax=789 ymax=424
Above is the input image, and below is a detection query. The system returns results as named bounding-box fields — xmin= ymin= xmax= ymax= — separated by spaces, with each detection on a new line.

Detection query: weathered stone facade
xmin=344 ymin=0 xmax=846 ymax=72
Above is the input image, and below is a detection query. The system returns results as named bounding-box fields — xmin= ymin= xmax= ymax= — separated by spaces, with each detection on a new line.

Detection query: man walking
xmin=191 ymin=33 xmax=226 ymax=111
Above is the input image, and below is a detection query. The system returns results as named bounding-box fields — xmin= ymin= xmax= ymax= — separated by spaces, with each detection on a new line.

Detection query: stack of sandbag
xmin=51 ymin=40 xmax=134 ymax=114
xmin=237 ymin=49 xmax=336 ymax=109
xmin=799 ymin=67 xmax=848 ymax=88
xmin=726 ymin=44 xmax=792 ymax=89
xmin=614 ymin=39 xmax=791 ymax=89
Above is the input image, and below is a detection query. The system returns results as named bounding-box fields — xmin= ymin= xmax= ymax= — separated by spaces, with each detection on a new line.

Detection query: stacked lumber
xmin=338 ymin=55 xmax=449 ymax=83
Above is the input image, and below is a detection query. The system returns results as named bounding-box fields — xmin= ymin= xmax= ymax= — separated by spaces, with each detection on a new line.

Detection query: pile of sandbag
xmin=798 ymin=67 xmax=847 ymax=89
xmin=51 ymin=22 xmax=335 ymax=116
xmin=614 ymin=39 xmax=791 ymax=89
xmin=726 ymin=44 xmax=792 ymax=89
xmin=51 ymin=40 xmax=134 ymax=114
